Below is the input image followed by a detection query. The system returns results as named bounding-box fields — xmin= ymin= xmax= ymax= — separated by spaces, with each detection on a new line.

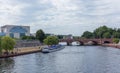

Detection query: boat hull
xmin=42 ymin=46 xmax=65 ymax=53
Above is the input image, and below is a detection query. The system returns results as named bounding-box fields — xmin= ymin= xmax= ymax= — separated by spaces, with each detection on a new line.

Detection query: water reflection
xmin=0 ymin=58 xmax=14 ymax=73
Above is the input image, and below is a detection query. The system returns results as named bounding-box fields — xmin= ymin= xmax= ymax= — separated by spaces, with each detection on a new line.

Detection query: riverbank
xmin=102 ymin=44 xmax=120 ymax=49
xmin=0 ymin=46 xmax=43 ymax=58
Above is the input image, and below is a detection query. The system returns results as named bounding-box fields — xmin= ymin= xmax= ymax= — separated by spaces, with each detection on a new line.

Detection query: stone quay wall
xmin=15 ymin=40 xmax=41 ymax=48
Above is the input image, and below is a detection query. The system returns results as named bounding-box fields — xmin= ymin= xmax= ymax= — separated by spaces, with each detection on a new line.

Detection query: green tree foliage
xmin=0 ymin=36 xmax=2 ymax=54
xmin=117 ymin=28 xmax=120 ymax=32
xmin=113 ymin=38 xmax=119 ymax=44
xmin=36 ymin=29 xmax=45 ymax=43
xmin=113 ymin=32 xmax=120 ymax=38
xmin=103 ymin=32 xmax=111 ymax=38
xmin=45 ymin=34 xmax=52 ymax=38
xmin=21 ymin=36 xmax=36 ymax=40
xmin=57 ymin=35 xmax=64 ymax=39
xmin=44 ymin=36 xmax=59 ymax=45
xmin=1 ymin=36 xmax=16 ymax=52
xmin=82 ymin=31 xmax=93 ymax=38
xmin=81 ymin=25 xmax=120 ymax=39
xmin=93 ymin=26 xmax=110 ymax=38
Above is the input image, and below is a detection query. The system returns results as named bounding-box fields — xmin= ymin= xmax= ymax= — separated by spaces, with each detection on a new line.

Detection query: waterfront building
xmin=0 ymin=25 xmax=30 ymax=38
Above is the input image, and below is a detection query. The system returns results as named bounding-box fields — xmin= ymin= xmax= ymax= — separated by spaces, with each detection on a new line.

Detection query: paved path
xmin=14 ymin=46 xmax=42 ymax=54
xmin=0 ymin=46 xmax=44 ymax=58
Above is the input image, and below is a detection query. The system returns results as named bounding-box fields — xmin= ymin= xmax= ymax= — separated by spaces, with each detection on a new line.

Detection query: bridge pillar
xmin=67 ymin=42 xmax=72 ymax=46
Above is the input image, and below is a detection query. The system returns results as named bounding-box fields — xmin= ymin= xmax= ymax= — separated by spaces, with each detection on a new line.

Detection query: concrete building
xmin=0 ymin=25 xmax=30 ymax=38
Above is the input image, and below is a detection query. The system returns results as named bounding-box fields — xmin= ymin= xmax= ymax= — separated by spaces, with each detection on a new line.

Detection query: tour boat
xmin=41 ymin=45 xmax=65 ymax=53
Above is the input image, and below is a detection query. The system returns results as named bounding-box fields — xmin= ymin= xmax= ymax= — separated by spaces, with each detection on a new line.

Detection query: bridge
xmin=59 ymin=38 xmax=113 ymax=46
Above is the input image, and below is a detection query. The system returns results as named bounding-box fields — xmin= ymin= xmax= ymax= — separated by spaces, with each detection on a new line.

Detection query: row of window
xmin=10 ymin=33 xmax=25 ymax=38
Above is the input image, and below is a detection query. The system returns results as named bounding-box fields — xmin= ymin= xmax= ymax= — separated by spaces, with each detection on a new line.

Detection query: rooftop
xmin=1 ymin=25 xmax=30 ymax=28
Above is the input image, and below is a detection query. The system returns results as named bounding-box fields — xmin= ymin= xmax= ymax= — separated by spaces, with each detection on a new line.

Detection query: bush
xmin=113 ymin=38 xmax=119 ymax=44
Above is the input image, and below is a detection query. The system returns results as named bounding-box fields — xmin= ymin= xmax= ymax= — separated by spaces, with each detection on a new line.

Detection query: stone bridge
xmin=59 ymin=39 xmax=113 ymax=45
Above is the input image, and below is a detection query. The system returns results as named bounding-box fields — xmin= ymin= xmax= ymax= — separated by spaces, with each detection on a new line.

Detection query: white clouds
xmin=38 ymin=0 xmax=78 ymax=11
xmin=50 ymin=0 xmax=78 ymax=11
xmin=0 ymin=0 xmax=120 ymax=35
xmin=0 ymin=0 xmax=28 ymax=24
xmin=0 ymin=0 xmax=24 ymax=15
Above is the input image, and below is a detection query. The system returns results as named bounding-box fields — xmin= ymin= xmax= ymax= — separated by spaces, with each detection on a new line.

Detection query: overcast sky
xmin=0 ymin=0 xmax=120 ymax=36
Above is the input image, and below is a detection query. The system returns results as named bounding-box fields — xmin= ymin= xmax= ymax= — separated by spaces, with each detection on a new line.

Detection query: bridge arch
xmin=59 ymin=42 xmax=67 ymax=45
xmin=90 ymin=41 xmax=98 ymax=45
xmin=103 ymin=41 xmax=111 ymax=44
xmin=85 ymin=41 xmax=98 ymax=45
xmin=79 ymin=41 xmax=84 ymax=45
xmin=71 ymin=41 xmax=80 ymax=46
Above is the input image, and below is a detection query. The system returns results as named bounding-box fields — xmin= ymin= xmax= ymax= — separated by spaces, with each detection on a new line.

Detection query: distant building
xmin=0 ymin=25 xmax=30 ymax=38
xmin=30 ymin=33 xmax=36 ymax=37
xmin=63 ymin=34 xmax=73 ymax=39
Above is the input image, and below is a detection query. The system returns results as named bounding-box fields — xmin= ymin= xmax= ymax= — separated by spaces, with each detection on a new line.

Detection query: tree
xmin=113 ymin=32 xmax=120 ymax=38
xmin=81 ymin=25 xmax=120 ymax=39
xmin=36 ymin=29 xmax=45 ymax=43
xmin=81 ymin=31 xmax=93 ymax=38
xmin=113 ymin=38 xmax=119 ymax=44
xmin=21 ymin=36 xmax=36 ymax=40
xmin=0 ymin=36 xmax=2 ymax=54
xmin=117 ymin=28 xmax=120 ymax=32
xmin=103 ymin=32 xmax=111 ymax=38
xmin=93 ymin=26 xmax=109 ymax=38
xmin=1 ymin=36 xmax=16 ymax=52
xmin=57 ymin=35 xmax=64 ymax=39
xmin=44 ymin=36 xmax=59 ymax=45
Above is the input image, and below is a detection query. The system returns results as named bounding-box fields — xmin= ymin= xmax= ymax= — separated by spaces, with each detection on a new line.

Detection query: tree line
xmin=81 ymin=26 xmax=120 ymax=39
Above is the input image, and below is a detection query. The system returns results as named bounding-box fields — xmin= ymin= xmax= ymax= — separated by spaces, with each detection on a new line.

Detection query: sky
xmin=0 ymin=0 xmax=120 ymax=36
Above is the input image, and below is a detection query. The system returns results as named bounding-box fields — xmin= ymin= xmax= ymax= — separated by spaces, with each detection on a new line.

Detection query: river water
xmin=0 ymin=46 xmax=120 ymax=73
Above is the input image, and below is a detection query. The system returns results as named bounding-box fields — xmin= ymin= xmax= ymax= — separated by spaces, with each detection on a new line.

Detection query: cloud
xmin=0 ymin=0 xmax=28 ymax=25
xmin=0 ymin=0 xmax=120 ymax=35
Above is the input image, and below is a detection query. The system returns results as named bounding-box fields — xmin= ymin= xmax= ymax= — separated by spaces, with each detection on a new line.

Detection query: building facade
xmin=63 ymin=34 xmax=73 ymax=39
xmin=0 ymin=25 xmax=30 ymax=38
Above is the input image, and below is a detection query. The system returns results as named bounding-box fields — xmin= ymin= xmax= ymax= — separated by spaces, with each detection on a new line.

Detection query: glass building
xmin=0 ymin=25 xmax=30 ymax=38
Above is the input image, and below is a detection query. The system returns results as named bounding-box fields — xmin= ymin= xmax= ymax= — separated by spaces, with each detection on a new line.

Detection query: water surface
xmin=0 ymin=46 xmax=120 ymax=73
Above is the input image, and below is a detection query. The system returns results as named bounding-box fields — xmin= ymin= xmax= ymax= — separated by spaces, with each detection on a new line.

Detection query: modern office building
xmin=0 ymin=25 xmax=30 ymax=38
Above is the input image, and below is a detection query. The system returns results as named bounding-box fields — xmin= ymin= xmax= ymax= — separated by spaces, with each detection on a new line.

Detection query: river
xmin=0 ymin=46 xmax=120 ymax=73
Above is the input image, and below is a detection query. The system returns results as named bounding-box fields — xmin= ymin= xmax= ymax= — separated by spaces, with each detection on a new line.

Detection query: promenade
xmin=0 ymin=46 xmax=43 ymax=58
xmin=102 ymin=44 xmax=120 ymax=49
xmin=14 ymin=46 xmax=42 ymax=53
